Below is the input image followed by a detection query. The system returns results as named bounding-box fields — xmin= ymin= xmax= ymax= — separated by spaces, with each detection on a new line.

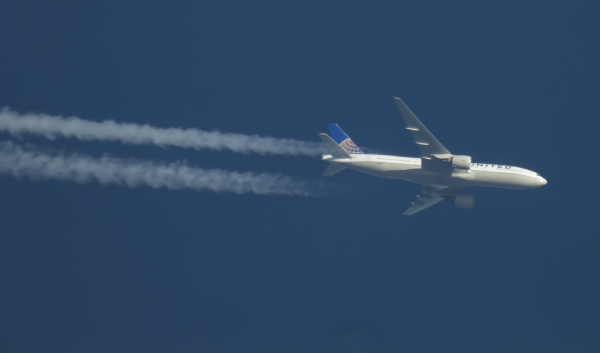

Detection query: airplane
xmin=319 ymin=97 xmax=547 ymax=215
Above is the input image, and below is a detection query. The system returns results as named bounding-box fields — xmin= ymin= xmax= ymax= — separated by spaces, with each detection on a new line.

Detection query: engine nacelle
xmin=452 ymin=155 xmax=472 ymax=170
xmin=455 ymin=194 xmax=475 ymax=209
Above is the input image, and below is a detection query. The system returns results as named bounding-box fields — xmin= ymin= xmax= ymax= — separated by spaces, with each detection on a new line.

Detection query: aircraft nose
xmin=540 ymin=178 xmax=547 ymax=186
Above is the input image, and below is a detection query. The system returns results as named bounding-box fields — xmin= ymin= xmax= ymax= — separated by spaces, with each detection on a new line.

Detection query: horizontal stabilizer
xmin=318 ymin=133 xmax=351 ymax=159
xmin=322 ymin=163 xmax=347 ymax=177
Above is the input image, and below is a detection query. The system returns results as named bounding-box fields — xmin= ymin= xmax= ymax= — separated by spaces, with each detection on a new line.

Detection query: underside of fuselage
xmin=319 ymin=98 xmax=546 ymax=215
xmin=334 ymin=156 xmax=543 ymax=190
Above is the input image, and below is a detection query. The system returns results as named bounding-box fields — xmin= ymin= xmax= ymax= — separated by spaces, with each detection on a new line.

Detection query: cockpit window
xmin=536 ymin=173 xmax=540 ymax=176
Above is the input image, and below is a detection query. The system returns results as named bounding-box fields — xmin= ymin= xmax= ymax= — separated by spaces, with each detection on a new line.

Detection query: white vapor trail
xmin=0 ymin=108 xmax=324 ymax=156
xmin=0 ymin=141 xmax=318 ymax=196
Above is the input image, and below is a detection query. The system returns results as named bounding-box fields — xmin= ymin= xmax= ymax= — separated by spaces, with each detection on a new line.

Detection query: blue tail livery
xmin=327 ymin=124 xmax=364 ymax=154
xmin=317 ymin=97 xmax=547 ymax=215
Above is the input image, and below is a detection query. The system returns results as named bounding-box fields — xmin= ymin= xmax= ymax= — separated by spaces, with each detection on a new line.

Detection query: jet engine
xmin=451 ymin=155 xmax=472 ymax=170
xmin=454 ymin=193 xmax=475 ymax=209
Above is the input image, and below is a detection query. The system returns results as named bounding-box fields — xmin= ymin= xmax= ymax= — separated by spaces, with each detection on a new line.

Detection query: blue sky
xmin=1 ymin=1 xmax=599 ymax=352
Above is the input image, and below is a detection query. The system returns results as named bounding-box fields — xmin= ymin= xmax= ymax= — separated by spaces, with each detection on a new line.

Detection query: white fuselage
xmin=326 ymin=154 xmax=547 ymax=190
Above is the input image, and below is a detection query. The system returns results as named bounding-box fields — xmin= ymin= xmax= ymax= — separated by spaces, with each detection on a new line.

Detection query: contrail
xmin=0 ymin=141 xmax=318 ymax=196
xmin=0 ymin=108 xmax=324 ymax=156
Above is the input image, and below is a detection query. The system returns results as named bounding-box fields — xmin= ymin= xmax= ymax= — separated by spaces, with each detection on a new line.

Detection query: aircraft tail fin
xmin=327 ymin=124 xmax=364 ymax=154
xmin=322 ymin=163 xmax=347 ymax=177
xmin=318 ymin=133 xmax=351 ymax=159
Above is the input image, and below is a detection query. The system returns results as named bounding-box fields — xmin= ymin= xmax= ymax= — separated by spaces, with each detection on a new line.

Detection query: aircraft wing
xmin=393 ymin=97 xmax=451 ymax=158
xmin=402 ymin=185 xmax=460 ymax=215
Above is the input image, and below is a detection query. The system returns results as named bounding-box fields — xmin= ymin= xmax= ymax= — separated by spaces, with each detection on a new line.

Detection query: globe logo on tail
xmin=340 ymin=138 xmax=363 ymax=154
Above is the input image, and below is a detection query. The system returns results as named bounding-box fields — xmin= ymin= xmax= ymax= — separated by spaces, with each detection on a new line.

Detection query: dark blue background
xmin=1 ymin=1 xmax=598 ymax=352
